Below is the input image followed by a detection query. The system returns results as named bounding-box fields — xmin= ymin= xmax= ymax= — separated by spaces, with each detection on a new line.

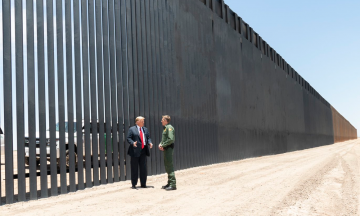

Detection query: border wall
xmin=331 ymin=106 xmax=357 ymax=142
xmin=0 ymin=0 xmax=357 ymax=205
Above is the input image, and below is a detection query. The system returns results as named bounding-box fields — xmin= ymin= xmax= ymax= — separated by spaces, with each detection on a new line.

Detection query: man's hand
xmin=149 ymin=143 xmax=153 ymax=149
xmin=158 ymin=144 xmax=164 ymax=151
xmin=133 ymin=141 xmax=137 ymax=147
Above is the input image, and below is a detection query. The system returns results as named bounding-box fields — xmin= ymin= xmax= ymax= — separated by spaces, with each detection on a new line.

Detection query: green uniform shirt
xmin=160 ymin=124 xmax=175 ymax=148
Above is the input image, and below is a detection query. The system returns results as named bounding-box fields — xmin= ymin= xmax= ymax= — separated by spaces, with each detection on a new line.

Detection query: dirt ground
xmin=1 ymin=138 xmax=360 ymax=216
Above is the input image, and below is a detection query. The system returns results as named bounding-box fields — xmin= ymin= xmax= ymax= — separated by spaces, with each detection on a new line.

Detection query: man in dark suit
xmin=127 ymin=116 xmax=153 ymax=189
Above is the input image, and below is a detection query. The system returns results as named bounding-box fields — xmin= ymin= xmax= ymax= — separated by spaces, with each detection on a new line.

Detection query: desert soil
xmin=1 ymin=138 xmax=360 ymax=216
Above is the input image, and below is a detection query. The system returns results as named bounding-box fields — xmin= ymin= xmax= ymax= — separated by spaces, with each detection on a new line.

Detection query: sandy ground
xmin=1 ymin=138 xmax=360 ymax=216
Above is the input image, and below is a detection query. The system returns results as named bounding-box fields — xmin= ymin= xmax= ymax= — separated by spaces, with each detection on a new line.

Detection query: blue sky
xmin=225 ymin=0 xmax=359 ymax=136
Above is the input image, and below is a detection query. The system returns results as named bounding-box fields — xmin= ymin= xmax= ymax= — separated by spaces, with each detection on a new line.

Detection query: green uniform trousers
xmin=164 ymin=147 xmax=176 ymax=187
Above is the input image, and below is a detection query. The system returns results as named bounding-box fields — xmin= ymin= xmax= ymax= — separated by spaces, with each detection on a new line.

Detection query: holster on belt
xmin=164 ymin=143 xmax=174 ymax=150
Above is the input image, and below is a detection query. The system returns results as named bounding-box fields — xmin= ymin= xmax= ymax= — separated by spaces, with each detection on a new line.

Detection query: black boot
xmin=165 ymin=186 xmax=176 ymax=191
xmin=161 ymin=184 xmax=169 ymax=189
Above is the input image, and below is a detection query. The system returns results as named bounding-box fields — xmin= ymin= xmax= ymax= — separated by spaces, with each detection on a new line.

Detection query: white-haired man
xmin=127 ymin=116 xmax=153 ymax=189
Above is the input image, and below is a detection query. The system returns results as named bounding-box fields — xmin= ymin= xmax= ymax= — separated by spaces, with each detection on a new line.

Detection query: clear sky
xmin=225 ymin=0 xmax=359 ymax=137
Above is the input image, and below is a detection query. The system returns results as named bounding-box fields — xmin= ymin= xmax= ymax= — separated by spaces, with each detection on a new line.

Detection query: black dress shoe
xmin=161 ymin=184 xmax=169 ymax=189
xmin=140 ymin=185 xmax=147 ymax=188
xmin=131 ymin=186 xmax=137 ymax=189
xmin=165 ymin=186 xmax=176 ymax=191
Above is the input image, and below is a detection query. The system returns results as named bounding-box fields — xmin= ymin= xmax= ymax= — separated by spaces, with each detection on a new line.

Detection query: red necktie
xmin=139 ymin=127 xmax=144 ymax=149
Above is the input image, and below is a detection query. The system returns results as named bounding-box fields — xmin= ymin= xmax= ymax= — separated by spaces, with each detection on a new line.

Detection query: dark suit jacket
xmin=127 ymin=126 xmax=152 ymax=157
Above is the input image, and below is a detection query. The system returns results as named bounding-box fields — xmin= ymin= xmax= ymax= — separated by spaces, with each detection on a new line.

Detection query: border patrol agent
xmin=158 ymin=115 xmax=176 ymax=190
